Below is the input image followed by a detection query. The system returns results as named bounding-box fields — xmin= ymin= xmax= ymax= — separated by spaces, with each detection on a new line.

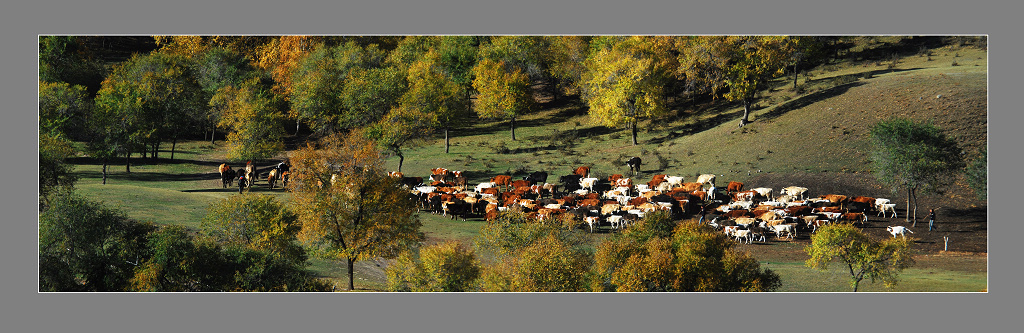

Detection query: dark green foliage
xmin=201 ymin=194 xmax=306 ymax=264
xmin=38 ymin=133 xmax=78 ymax=211
xmin=39 ymin=190 xmax=156 ymax=291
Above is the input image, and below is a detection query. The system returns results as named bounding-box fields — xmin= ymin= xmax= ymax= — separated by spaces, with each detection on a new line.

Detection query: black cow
xmin=626 ymin=157 xmax=642 ymax=176
xmin=524 ymin=171 xmax=548 ymax=185
xmin=559 ymin=174 xmax=583 ymax=193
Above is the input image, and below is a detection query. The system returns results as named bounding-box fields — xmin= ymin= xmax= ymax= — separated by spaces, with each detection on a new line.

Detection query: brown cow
xmin=726 ymin=181 xmax=744 ymax=194
xmin=608 ymin=174 xmax=624 ymax=183
xmin=839 ymin=212 xmax=867 ymax=225
xmin=680 ymin=182 xmax=703 ymax=192
xmin=218 ymin=164 xmax=234 ymax=188
xmin=491 ymin=175 xmax=513 ymax=191
xmin=572 ymin=166 xmax=591 ymax=178
xmin=721 ymin=209 xmax=751 ymax=219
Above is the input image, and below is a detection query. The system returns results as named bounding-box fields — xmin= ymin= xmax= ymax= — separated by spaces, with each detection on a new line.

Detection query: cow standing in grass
xmin=219 ymin=164 xmax=234 ymax=188
xmin=626 ymin=157 xmax=642 ymax=176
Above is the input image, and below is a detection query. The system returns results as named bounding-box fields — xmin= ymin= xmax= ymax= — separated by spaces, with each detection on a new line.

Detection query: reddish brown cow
xmin=690 ymin=191 xmax=707 ymax=201
xmin=839 ymin=212 xmax=867 ymax=225
xmin=628 ymin=196 xmax=649 ymax=206
xmin=785 ymin=205 xmax=813 ymax=216
xmin=572 ymin=166 xmax=591 ymax=178
xmin=578 ymin=198 xmax=601 ymax=207
xmin=681 ymin=182 xmax=703 ymax=192
xmin=491 ymin=175 xmax=513 ymax=191
xmin=482 ymin=187 xmax=499 ymax=196
xmin=727 ymin=181 xmax=744 ymax=193
xmin=510 ymin=179 xmax=531 ymax=190
xmin=608 ymin=174 xmax=624 ymax=183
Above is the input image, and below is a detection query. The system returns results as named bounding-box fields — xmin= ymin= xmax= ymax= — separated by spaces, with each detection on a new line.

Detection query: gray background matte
xmin=4 ymin=1 xmax=1017 ymax=332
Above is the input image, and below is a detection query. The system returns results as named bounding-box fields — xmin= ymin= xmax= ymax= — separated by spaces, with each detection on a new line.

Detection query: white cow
xmin=887 ymin=226 xmax=914 ymax=238
xmin=751 ymin=187 xmax=774 ymax=201
xmin=780 ymin=186 xmax=809 ymax=200
xmin=584 ymin=216 xmax=600 ymax=233
xmin=580 ymin=177 xmax=599 ymax=191
xmin=731 ymin=229 xmax=753 ymax=244
xmin=771 ymin=224 xmax=796 ymax=239
xmin=877 ymin=203 xmax=898 ymax=218
xmin=696 ymin=174 xmax=716 ymax=185
xmin=664 ymin=176 xmax=685 ymax=188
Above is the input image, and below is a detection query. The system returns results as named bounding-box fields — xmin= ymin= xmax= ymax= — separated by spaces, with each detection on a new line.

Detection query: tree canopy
xmin=805 ymin=223 xmax=915 ymax=292
xmin=869 ymin=118 xmax=965 ymax=224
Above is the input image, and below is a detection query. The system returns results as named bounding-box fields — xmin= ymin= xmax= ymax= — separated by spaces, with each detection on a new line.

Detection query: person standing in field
xmin=928 ymin=209 xmax=936 ymax=231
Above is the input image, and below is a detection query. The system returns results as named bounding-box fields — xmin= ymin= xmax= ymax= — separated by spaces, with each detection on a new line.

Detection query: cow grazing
xmin=491 ymin=175 xmax=513 ymax=191
xmin=626 ymin=157 xmax=642 ymax=176
xmin=401 ymin=176 xmax=423 ymax=188
xmin=887 ymin=226 xmax=914 ymax=238
xmin=244 ymin=162 xmax=256 ymax=188
xmin=751 ymin=187 xmax=774 ymax=201
xmin=579 ymin=177 xmax=599 ymax=191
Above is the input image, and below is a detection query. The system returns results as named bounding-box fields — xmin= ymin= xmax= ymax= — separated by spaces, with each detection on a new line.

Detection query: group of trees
xmin=387 ymin=211 xmax=783 ymax=292
xmin=40 ymin=36 xmax=842 ymax=181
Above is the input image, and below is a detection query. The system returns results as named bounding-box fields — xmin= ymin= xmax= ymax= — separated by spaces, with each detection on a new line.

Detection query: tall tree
xmin=541 ymin=35 xmax=593 ymax=100
xmin=39 ymin=36 xmax=103 ymax=91
xmin=288 ymin=131 xmax=424 ymax=290
xmin=93 ymin=52 xmax=206 ymax=161
xmin=364 ymin=105 xmax=430 ymax=172
xmin=593 ymin=213 xmax=780 ymax=292
xmin=39 ymin=190 xmax=155 ymax=291
xmin=869 ymin=118 xmax=965 ymax=226
xmin=400 ymin=47 xmax=473 ymax=154
xmin=581 ymin=36 xmax=676 ymax=145
xmin=805 ymin=223 xmax=915 ymax=292
xmin=193 ymin=47 xmax=254 ymax=143
xmin=212 ymin=76 xmax=287 ymax=161
xmin=290 ymin=41 xmax=390 ymax=135
xmin=678 ymin=36 xmax=793 ymax=127
xmin=472 ymin=58 xmax=533 ymax=141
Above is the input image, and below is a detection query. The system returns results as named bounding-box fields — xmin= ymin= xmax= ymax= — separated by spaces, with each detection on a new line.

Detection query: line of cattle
xmin=397 ymin=163 xmax=906 ymax=243
xmin=218 ymin=161 xmax=290 ymax=193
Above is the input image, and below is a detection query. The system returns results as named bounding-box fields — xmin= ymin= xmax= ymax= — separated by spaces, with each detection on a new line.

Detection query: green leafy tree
xmin=93 ymin=52 xmax=206 ymax=161
xmin=290 ymin=41 xmax=390 ymax=134
xmin=364 ymin=105 xmax=430 ymax=172
xmin=592 ymin=212 xmax=781 ymax=292
xmin=201 ymin=194 xmax=306 ymax=264
xmin=39 ymin=190 xmax=155 ymax=291
xmin=387 ymin=241 xmax=482 ymax=292
xmin=39 ymin=36 xmax=103 ymax=91
xmin=129 ymin=225 xmax=234 ymax=292
xmin=289 ymin=131 xmax=424 ymax=290
xmin=869 ymin=118 xmax=965 ymax=225
xmin=212 ymin=76 xmax=287 ymax=161
xmin=340 ymin=65 xmax=407 ymax=128
xmin=39 ymin=80 xmax=91 ymax=140
xmin=541 ymin=36 xmax=592 ymax=100
xmin=805 ymin=223 xmax=916 ymax=292
xmin=400 ymin=44 xmax=477 ymax=154
xmin=193 ymin=46 xmax=255 ymax=143
xmin=38 ymin=133 xmax=78 ymax=211
xmin=581 ymin=36 xmax=676 ymax=145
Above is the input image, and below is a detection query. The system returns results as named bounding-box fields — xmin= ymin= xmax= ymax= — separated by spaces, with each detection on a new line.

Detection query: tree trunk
xmin=211 ymin=121 xmax=217 ymax=144
xmin=397 ymin=150 xmax=405 ymax=173
xmin=912 ymin=188 xmax=919 ymax=227
xmin=907 ymin=187 xmax=913 ymax=226
xmin=171 ymin=136 xmax=177 ymax=160
xmin=347 ymin=257 xmax=355 ymax=291
xmin=793 ymin=60 xmax=800 ymax=90
xmin=444 ymin=126 xmax=450 ymax=154
xmin=510 ymin=116 xmax=517 ymax=141
xmin=102 ymin=160 xmax=108 ymax=185
xmin=125 ymin=151 xmax=131 ymax=174
xmin=631 ymin=120 xmax=638 ymax=146
xmin=295 ymin=118 xmax=301 ymax=136
xmin=739 ymin=99 xmax=752 ymax=127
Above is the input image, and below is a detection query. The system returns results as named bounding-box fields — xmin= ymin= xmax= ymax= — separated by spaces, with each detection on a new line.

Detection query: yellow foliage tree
xmin=581 ymin=36 xmax=676 ymax=145
xmin=288 ymin=131 xmax=424 ymax=290
xmin=472 ymin=58 xmax=533 ymax=141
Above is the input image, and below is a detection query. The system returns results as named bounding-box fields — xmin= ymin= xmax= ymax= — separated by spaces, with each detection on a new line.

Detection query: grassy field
xmin=64 ymin=40 xmax=987 ymax=292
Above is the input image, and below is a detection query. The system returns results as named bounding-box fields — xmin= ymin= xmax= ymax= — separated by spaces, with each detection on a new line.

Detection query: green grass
xmin=767 ymin=260 xmax=987 ymax=292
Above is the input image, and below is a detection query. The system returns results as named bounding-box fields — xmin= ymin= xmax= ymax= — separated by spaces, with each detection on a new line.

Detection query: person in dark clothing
xmin=928 ymin=209 xmax=936 ymax=231
xmin=698 ymin=204 xmax=709 ymax=224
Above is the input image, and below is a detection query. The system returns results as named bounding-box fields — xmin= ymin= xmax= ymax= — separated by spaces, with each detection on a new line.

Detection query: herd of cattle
xmin=215 ymin=159 xmax=912 ymax=242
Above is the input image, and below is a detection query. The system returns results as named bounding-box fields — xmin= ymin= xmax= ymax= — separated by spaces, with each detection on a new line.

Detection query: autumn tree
xmin=386 ymin=241 xmax=482 ymax=292
xmin=678 ymin=36 xmax=794 ymax=127
xmin=39 ymin=36 xmax=103 ymax=91
xmin=541 ymin=35 xmax=592 ymax=100
xmin=581 ymin=36 xmax=676 ymax=145
xmin=288 ymin=131 xmax=424 ymax=290
xmin=472 ymin=36 xmax=542 ymax=141
xmin=474 ymin=211 xmax=593 ymax=292
xmin=39 ymin=190 xmax=155 ymax=291
xmin=869 ymin=118 xmax=965 ymax=225
xmin=472 ymin=58 xmax=533 ymax=141
xmin=193 ymin=46 xmax=255 ymax=143
xmin=39 ymin=133 xmax=78 ymax=211
xmin=39 ymin=80 xmax=92 ymax=140
xmin=201 ymin=194 xmax=306 ymax=264
xmin=364 ymin=105 xmax=430 ymax=172
xmin=805 ymin=223 xmax=916 ymax=292
xmin=290 ymin=41 xmax=391 ymax=135
xmin=212 ymin=76 xmax=287 ymax=161
xmin=592 ymin=212 xmax=781 ymax=292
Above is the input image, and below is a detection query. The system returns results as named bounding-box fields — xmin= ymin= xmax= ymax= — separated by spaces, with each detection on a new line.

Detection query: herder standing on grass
xmin=928 ymin=209 xmax=936 ymax=231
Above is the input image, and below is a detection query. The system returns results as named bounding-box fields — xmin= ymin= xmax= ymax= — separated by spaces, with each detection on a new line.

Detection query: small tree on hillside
xmin=805 ymin=223 xmax=915 ymax=292
xmin=386 ymin=241 xmax=482 ymax=292
xmin=288 ymin=131 xmax=424 ymax=291
xmin=869 ymin=118 xmax=965 ymax=226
